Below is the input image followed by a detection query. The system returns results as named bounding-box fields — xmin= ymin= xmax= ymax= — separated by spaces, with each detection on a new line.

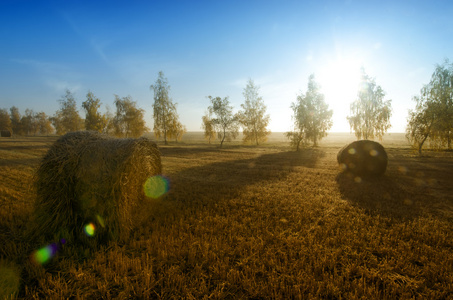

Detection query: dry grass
xmin=0 ymin=133 xmax=452 ymax=299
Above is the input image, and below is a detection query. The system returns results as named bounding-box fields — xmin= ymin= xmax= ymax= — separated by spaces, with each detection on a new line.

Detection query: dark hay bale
xmin=337 ymin=140 xmax=388 ymax=177
xmin=1 ymin=130 xmax=11 ymax=137
xmin=33 ymin=131 xmax=162 ymax=245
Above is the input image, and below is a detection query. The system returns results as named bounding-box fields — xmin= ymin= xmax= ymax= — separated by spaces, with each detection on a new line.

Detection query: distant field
xmin=1 ymin=133 xmax=452 ymax=299
xmin=146 ymin=131 xmax=411 ymax=148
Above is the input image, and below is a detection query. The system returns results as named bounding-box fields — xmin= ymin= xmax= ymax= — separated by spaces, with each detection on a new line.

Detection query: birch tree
xmin=347 ymin=68 xmax=392 ymax=140
xmin=151 ymin=71 xmax=182 ymax=144
xmin=207 ymin=96 xmax=239 ymax=147
xmin=51 ymin=90 xmax=84 ymax=135
xmin=286 ymin=74 xmax=333 ymax=149
xmin=113 ymin=95 xmax=148 ymax=138
xmin=82 ymin=91 xmax=107 ymax=133
xmin=10 ymin=106 xmax=22 ymax=135
xmin=237 ymin=79 xmax=271 ymax=145
xmin=0 ymin=108 xmax=12 ymax=134
xmin=201 ymin=110 xmax=216 ymax=144
xmin=406 ymin=60 xmax=453 ymax=153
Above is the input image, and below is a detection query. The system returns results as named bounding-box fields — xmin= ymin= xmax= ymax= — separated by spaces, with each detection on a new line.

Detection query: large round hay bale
xmin=1 ymin=130 xmax=12 ymax=137
xmin=33 ymin=131 xmax=162 ymax=244
xmin=337 ymin=140 xmax=388 ymax=176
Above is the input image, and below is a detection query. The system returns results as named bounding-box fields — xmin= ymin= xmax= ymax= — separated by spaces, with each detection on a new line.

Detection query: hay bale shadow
xmin=336 ymin=171 xmax=421 ymax=220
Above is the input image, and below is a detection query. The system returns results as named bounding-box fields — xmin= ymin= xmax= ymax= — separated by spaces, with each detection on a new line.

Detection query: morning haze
xmin=1 ymin=1 xmax=453 ymax=299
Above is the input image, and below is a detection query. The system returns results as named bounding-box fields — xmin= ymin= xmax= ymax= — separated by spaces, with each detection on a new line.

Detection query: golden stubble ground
xmin=0 ymin=133 xmax=452 ymax=299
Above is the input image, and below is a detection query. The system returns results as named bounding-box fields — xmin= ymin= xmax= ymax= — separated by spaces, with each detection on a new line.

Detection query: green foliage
xmin=207 ymin=96 xmax=239 ymax=147
xmin=151 ymin=71 xmax=185 ymax=144
xmin=347 ymin=69 xmax=392 ymax=140
xmin=113 ymin=95 xmax=148 ymax=138
xmin=20 ymin=109 xmax=37 ymax=135
xmin=407 ymin=60 xmax=453 ymax=153
xmin=35 ymin=112 xmax=53 ymax=135
xmin=82 ymin=91 xmax=108 ymax=133
xmin=10 ymin=106 xmax=23 ymax=135
xmin=168 ymin=116 xmax=187 ymax=142
xmin=287 ymin=74 xmax=333 ymax=149
xmin=237 ymin=79 xmax=271 ymax=145
xmin=285 ymin=130 xmax=306 ymax=151
xmin=0 ymin=108 xmax=12 ymax=133
xmin=10 ymin=108 xmax=53 ymax=136
xmin=201 ymin=110 xmax=216 ymax=144
xmin=51 ymin=90 xmax=84 ymax=135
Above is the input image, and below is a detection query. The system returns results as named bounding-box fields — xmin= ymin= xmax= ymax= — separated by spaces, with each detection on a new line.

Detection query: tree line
xmin=0 ymin=90 xmax=149 ymax=138
xmin=1 ymin=61 xmax=452 ymax=153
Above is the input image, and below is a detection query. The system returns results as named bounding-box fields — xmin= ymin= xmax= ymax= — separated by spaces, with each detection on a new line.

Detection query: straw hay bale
xmin=34 ymin=131 xmax=161 ymax=244
xmin=1 ymin=130 xmax=11 ymax=137
xmin=337 ymin=140 xmax=388 ymax=176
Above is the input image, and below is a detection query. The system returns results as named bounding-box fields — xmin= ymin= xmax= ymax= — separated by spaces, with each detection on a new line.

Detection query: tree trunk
xmin=163 ymin=127 xmax=167 ymax=145
xmin=220 ymin=127 xmax=226 ymax=148
xmin=418 ymin=133 xmax=430 ymax=155
xmin=254 ymin=124 xmax=258 ymax=145
xmin=419 ymin=119 xmax=435 ymax=155
xmin=163 ymin=110 xmax=168 ymax=145
xmin=448 ymin=130 xmax=451 ymax=149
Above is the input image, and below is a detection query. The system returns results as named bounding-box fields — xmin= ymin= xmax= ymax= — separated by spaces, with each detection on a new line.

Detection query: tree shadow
xmin=0 ymin=158 xmax=42 ymax=167
xmin=160 ymin=148 xmax=326 ymax=205
xmin=159 ymin=145 xmax=220 ymax=158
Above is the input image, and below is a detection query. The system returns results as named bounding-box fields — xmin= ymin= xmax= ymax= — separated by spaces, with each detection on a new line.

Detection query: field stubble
xmin=0 ymin=133 xmax=453 ymax=299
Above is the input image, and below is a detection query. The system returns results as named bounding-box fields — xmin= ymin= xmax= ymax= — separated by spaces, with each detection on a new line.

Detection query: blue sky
xmin=1 ymin=0 xmax=452 ymax=133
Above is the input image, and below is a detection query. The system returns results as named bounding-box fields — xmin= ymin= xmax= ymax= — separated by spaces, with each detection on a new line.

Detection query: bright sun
xmin=317 ymin=57 xmax=363 ymax=132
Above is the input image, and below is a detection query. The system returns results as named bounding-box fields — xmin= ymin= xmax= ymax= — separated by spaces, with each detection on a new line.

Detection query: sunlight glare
xmin=318 ymin=57 xmax=363 ymax=132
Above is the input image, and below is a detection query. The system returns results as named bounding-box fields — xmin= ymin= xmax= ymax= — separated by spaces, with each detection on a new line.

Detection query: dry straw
xmin=33 ymin=131 xmax=162 ymax=245
xmin=337 ymin=140 xmax=388 ymax=176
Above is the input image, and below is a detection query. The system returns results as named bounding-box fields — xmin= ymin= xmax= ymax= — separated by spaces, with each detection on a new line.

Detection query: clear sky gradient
xmin=1 ymin=0 xmax=452 ymax=133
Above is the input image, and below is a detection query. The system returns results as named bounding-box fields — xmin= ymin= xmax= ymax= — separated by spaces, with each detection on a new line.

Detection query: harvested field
xmin=0 ymin=133 xmax=453 ymax=299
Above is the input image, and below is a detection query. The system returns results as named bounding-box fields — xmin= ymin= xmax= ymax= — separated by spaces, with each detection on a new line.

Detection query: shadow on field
xmin=159 ymin=145 xmax=220 ymax=158
xmin=336 ymin=172 xmax=422 ymax=219
xmin=336 ymin=147 xmax=453 ymax=220
xmin=163 ymin=148 xmax=325 ymax=203
xmin=0 ymin=158 xmax=42 ymax=167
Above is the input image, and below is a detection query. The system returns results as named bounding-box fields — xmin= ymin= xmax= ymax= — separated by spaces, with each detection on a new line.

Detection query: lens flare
xmin=348 ymin=148 xmax=356 ymax=154
xmin=403 ymin=199 xmax=413 ymax=205
xmin=84 ymin=223 xmax=95 ymax=237
xmin=144 ymin=175 xmax=170 ymax=199
xmin=31 ymin=243 xmax=58 ymax=265
xmin=398 ymin=166 xmax=408 ymax=175
xmin=370 ymin=149 xmax=378 ymax=156
xmin=96 ymin=214 xmax=105 ymax=228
